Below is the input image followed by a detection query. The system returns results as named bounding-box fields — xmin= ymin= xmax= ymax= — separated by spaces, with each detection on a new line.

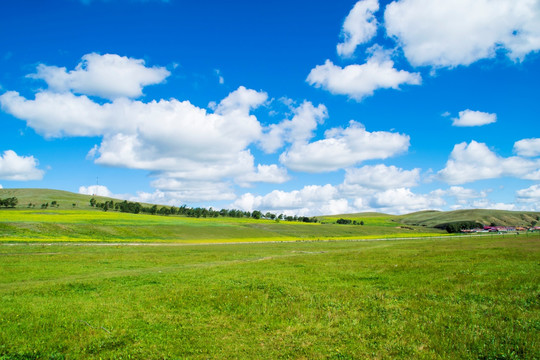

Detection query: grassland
xmin=0 ymin=208 xmax=446 ymax=244
xmin=1 ymin=235 xmax=538 ymax=359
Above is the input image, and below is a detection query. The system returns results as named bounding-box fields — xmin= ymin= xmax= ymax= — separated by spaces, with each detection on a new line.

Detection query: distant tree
xmin=90 ymin=198 xmax=97 ymax=207
xmin=252 ymin=210 xmax=262 ymax=219
xmin=4 ymin=197 xmax=18 ymax=208
xmin=360 ymin=220 xmax=364 ymax=226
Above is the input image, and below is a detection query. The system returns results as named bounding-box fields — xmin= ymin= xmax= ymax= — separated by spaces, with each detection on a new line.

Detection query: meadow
xmin=0 ymin=209 xmax=445 ymax=243
xmin=0 ymin=235 xmax=538 ymax=359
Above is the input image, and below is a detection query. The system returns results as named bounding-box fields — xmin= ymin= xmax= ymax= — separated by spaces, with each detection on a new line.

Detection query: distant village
xmin=461 ymin=226 xmax=540 ymax=233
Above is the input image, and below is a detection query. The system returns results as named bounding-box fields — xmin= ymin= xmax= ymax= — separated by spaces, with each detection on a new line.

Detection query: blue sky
xmin=1 ymin=0 xmax=539 ymax=215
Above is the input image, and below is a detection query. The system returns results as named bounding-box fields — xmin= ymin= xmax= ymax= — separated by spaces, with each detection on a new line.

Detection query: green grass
xmin=1 ymin=235 xmax=538 ymax=359
xmin=0 ymin=188 xmax=120 ymax=210
xmin=398 ymin=209 xmax=540 ymax=227
xmin=0 ymin=209 xmax=445 ymax=243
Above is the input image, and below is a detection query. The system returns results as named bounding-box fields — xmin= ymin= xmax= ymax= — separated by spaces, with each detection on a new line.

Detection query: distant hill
xmin=0 ymin=188 xmax=120 ymax=210
xmin=397 ymin=209 xmax=540 ymax=227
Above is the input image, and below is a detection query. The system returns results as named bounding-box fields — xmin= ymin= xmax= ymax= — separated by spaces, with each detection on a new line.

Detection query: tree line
xmin=89 ymin=198 xmax=319 ymax=222
xmin=0 ymin=197 xmax=18 ymax=208
xmin=336 ymin=218 xmax=364 ymax=225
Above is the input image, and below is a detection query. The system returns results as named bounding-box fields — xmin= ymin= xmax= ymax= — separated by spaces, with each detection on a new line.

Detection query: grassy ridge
xmin=0 ymin=236 xmax=538 ymax=359
xmin=0 ymin=209 xmax=443 ymax=243
xmin=0 ymin=188 xmax=117 ymax=210
xmin=398 ymin=209 xmax=540 ymax=227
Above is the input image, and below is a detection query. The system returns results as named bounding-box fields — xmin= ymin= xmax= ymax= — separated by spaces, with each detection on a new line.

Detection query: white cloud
xmin=343 ymin=164 xmax=420 ymax=189
xmin=307 ymin=50 xmax=421 ymax=101
xmin=78 ymin=185 xmax=114 ymax=197
xmin=0 ymin=85 xmax=269 ymax=185
xmin=236 ymin=164 xmax=290 ymax=186
xmin=384 ymin=0 xmax=540 ymax=67
xmin=0 ymin=91 xmax=110 ymax=138
xmin=470 ymin=199 xmax=517 ymax=211
xmin=369 ymin=187 xmax=445 ymax=214
xmin=0 ymin=150 xmax=44 ymax=181
xmin=514 ymin=138 xmax=540 ymax=157
xmin=231 ymin=184 xmax=352 ymax=216
xmin=443 ymin=186 xmax=487 ymax=203
xmin=516 ymin=184 xmax=540 ymax=204
xmin=451 ymin=109 xmax=497 ymax=127
xmin=148 ymin=178 xmax=236 ymax=202
xmin=214 ymin=69 xmax=224 ymax=84
xmin=260 ymin=101 xmax=328 ymax=153
xmin=279 ymin=120 xmax=410 ymax=172
xmin=337 ymin=0 xmax=380 ymax=57
xmin=29 ymin=53 xmax=170 ymax=100
xmin=0 ymin=184 xmax=3 ymax=189
xmin=1 ymin=64 xmax=294 ymax=203
xmin=438 ymin=140 xmax=540 ymax=184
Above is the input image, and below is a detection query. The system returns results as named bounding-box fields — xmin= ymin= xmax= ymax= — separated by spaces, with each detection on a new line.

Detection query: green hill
xmin=0 ymin=188 xmax=119 ymax=210
xmin=397 ymin=209 xmax=540 ymax=227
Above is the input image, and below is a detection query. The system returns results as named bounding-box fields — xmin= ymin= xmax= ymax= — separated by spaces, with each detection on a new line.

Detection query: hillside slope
xmin=0 ymin=188 xmax=142 ymax=210
xmin=397 ymin=209 xmax=540 ymax=227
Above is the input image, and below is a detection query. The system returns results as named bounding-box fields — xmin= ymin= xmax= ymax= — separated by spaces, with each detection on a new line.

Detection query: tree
xmin=90 ymin=198 xmax=97 ymax=207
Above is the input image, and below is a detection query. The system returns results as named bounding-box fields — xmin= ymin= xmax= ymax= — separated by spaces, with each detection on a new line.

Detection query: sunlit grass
xmin=0 ymin=209 xmax=446 ymax=243
xmin=1 ymin=236 xmax=538 ymax=359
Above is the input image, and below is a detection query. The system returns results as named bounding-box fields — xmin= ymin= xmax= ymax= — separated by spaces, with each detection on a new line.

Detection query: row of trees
xmin=336 ymin=218 xmax=364 ymax=225
xmin=0 ymin=197 xmax=18 ymax=208
xmin=434 ymin=221 xmax=484 ymax=233
xmin=89 ymin=198 xmax=319 ymax=223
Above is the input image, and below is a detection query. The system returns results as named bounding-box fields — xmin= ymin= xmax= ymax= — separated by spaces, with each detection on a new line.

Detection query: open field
xmin=0 ymin=209 xmax=445 ymax=243
xmin=1 ymin=235 xmax=539 ymax=359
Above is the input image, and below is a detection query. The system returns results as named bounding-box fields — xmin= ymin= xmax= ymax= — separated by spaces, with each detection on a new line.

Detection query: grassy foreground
xmin=1 ymin=235 xmax=539 ymax=359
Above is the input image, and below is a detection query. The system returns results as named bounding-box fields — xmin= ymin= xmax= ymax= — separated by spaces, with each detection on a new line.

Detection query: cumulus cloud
xmin=260 ymin=101 xmax=328 ymax=153
xmin=451 ymin=109 xmax=497 ymax=127
xmin=279 ymin=120 xmax=410 ymax=172
xmin=1 ymin=57 xmax=289 ymax=202
xmin=514 ymin=138 xmax=540 ymax=157
xmin=516 ymin=184 xmax=540 ymax=204
xmin=0 ymin=91 xmax=110 ymax=138
xmin=28 ymin=53 xmax=170 ymax=100
xmin=236 ymin=164 xmax=290 ymax=186
xmin=369 ymin=187 xmax=445 ymax=214
xmin=1 ymin=85 xmax=267 ymax=176
xmin=232 ymin=184 xmax=352 ymax=216
xmin=343 ymin=164 xmax=420 ymax=190
xmin=307 ymin=49 xmax=421 ymax=101
xmin=0 ymin=150 xmax=44 ymax=181
xmin=443 ymin=186 xmax=487 ymax=203
xmin=78 ymin=185 xmax=114 ymax=197
xmin=148 ymin=178 xmax=236 ymax=202
xmin=438 ymin=140 xmax=540 ymax=184
xmin=384 ymin=0 xmax=540 ymax=67
xmin=469 ymin=199 xmax=517 ymax=211
xmin=337 ymin=0 xmax=380 ymax=57
xmin=232 ymin=181 xmax=448 ymax=216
